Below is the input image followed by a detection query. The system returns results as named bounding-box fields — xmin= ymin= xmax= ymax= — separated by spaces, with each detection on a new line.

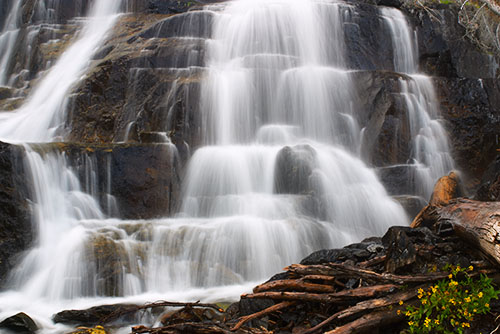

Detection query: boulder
xmin=53 ymin=304 xmax=138 ymax=326
xmin=0 ymin=312 xmax=38 ymax=334
xmin=300 ymin=238 xmax=385 ymax=265
xmin=274 ymin=145 xmax=316 ymax=195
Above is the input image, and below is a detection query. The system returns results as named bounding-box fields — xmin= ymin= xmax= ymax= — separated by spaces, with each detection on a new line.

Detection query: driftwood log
xmin=433 ymin=199 xmax=500 ymax=266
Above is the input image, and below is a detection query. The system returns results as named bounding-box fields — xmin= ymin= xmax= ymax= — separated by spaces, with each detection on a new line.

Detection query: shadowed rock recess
xmin=0 ymin=0 xmax=498 ymax=332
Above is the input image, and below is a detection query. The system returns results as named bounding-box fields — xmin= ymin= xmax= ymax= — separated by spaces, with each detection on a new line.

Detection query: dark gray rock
xmin=300 ymin=239 xmax=385 ymax=265
xmin=476 ymin=156 xmax=500 ymax=201
xmin=393 ymin=195 xmax=427 ymax=219
xmin=53 ymin=304 xmax=138 ymax=326
xmin=50 ymin=143 xmax=182 ymax=220
xmin=274 ymin=145 xmax=316 ymax=195
xmin=377 ymin=165 xmax=417 ymax=195
xmin=0 ymin=312 xmax=38 ymax=334
xmin=434 ymin=77 xmax=500 ymax=190
xmin=0 ymin=142 xmax=32 ymax=287
xmin=415 ymin=6 xmax=499 ymax=78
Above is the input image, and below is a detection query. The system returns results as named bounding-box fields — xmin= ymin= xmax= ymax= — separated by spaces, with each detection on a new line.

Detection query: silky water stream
xmin=0 ymin=0 xmax=453 ymax=332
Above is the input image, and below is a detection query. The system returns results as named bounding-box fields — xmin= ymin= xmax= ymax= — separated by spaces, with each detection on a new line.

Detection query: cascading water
xmin=0 ymin=1 xmax=124 ymax=332
xmin=0 ymin=1 xmax=458 ymax=333
xmin=380 ymin=7 xmax=455 ymax=199
xmin=0 ymin=0 xmax=123 ymax=142
xmin=0 ymin=0 xmax=21 ymax=86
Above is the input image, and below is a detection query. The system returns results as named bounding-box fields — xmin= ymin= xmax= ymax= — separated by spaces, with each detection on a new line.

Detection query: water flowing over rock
xmin=0 ymin=0 xmax=497 ymax=332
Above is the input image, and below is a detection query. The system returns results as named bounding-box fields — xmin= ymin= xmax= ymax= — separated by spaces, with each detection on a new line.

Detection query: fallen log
xmin=242 ymin=284 xmax=397 ymax=303
xmin=286 ymin=263 xmax=448 ymax=285
xmin=434 ymin=199 xmax=500 ymax=266
xmin=253 ymin=280 xmax=336 ymax=293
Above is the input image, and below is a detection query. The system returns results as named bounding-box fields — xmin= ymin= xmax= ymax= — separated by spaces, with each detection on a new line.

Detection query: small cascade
xmin=0 ymin=0 xmax=21 ymax=86
xmin=0 ymin=0 xmax=122 ymax=142
xmin=8 ymin=146 xmax=104 ymax=300
xmin=380 ymin=7 xmax=454 ymax=199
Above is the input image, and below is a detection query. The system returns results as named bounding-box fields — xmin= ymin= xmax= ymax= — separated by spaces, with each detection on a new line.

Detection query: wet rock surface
xmin=53 ymin=304 xmax=138 ymax=326
xmin=0 ymin=142 xmax=32 ymax=287
xmin=0 ymin=312 xmax=38 ymax=334
xmin=434 ymin=77 xmax=499 ymax=189
xmin=48 ymin=142 xmax=182 ymax=219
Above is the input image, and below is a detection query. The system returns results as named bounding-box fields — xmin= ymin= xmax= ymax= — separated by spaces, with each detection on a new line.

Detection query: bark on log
xmin=286 ymin=264 xmax=448 ymax=285
xmin=253 ymin=280 xmax=336 ymax=293
xmin=435 ymin=199 xmax=500 ymax=266
xmin=231 ymin=301 xmax=295 ymax=331
xmin=323 ymin=305 xmax=406 ymax=334
xmin=242 ymin=284 xmax=397 ymax=303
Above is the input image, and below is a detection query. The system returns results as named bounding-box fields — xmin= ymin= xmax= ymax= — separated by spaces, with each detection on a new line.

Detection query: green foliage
xmin=399 ymin=265 xmax=500 ymax=334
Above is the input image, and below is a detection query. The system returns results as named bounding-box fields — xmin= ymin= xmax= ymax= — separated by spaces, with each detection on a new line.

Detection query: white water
xmin=0 ymin=0 xmax=122 ymax=142
xmin=381 ymin=7 xmax=454 ymax=199
xmin=0 ymin=1 xmax=457 ymax=333
xmin=0 ymin=0 xmax=21 ymax=86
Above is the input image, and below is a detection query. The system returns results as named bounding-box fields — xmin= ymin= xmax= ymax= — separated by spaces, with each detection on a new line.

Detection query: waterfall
xmin=381 ymin=7 xmax=455 ymax=199
xmin=0 ymin=1 xmax=458 ymax=333
xmin=0 ymin=1 xmax=124 ymax=332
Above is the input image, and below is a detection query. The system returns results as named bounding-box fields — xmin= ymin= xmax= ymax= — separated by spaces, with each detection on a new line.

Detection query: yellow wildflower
xmin=486 ymin=303 xmax=490 ymax=308
xmin=464 ymin=297 xmax=471 ymax=303
xmin=448 ymin=274 xmax=453 ymax=279
xmin=434 ymin=319 xmax=440 ymax=325
xmin=478 ymin=292 xmax=483 ymax=298
xmin=468 ymin=265 xmax=473 ymax=271
xmin=408 ymin=321 xmax=414 ymax=326
xmin=399 ymin=300 xmax=403 ymax=305
xmin=397 ymin=310 xmax=401 ymax=315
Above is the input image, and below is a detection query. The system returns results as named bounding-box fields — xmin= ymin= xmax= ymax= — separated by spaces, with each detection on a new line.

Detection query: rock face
xmin=0 ymin=142 xmax=32 ymax=287
xmin=476 ymin=155 xmax=500 ymax=201
xmin=49 ymin=142 xmax=182 ymax=219
xmin=434 ymin=77 xmax=500 ymax=189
